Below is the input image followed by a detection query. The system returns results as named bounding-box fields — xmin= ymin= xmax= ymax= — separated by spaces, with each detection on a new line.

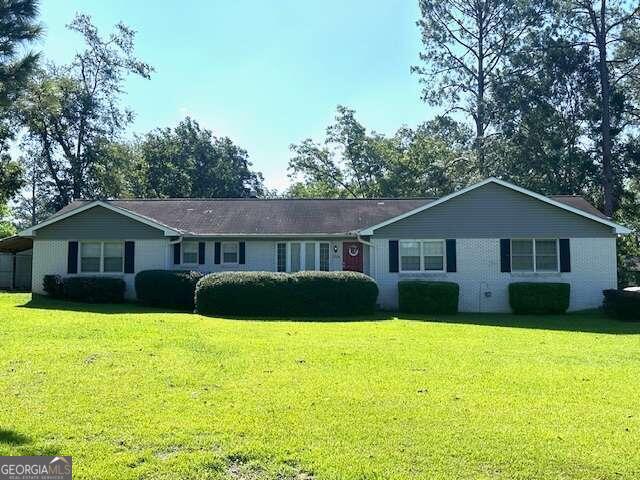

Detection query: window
xmin=423 ymin=241 xmax=444 ymax=271
xmin=305 ymin=242 xmax=316 ymax=270
xmin=80 ymin=241 xmax=124 ymax=273
xmin=290 ymin=243 xmax=301 ymax=272
xmin=276 ymin=243 xmax=287 ymax=272
xmin=81 ymin=242 xmax=101 ymax=273
xmin=276 ymin=241 xmax=332 ymax=272
xmin=103 ymin=242 xmax=124 ymax=272
xmin=511 ymin=239 xmax=559 ymax=272
xmin=511 ymin=240 xmax=534 ymax=272
xmin=535 ymin=240 xmax=558 ymax=271
xmin=400 ymin=241 xmax=421 ymax=271
xmin=222 ymin=242 xmax=238 ymax=264
xmin=400 ymin=240 xmax=444 ymax=272
xmin=319 ymin=243 xmax=330 ymax=271
xmin=182 ymin=241 xmax=198 ymax=264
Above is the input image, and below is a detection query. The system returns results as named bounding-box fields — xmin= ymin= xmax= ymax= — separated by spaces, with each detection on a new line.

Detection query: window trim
xmin=221 ymin=241 xmax=239 ymax=265
xmin=510 ymin=238 xmax=559 ymax=273
xmin=78 ymin=240 xmax=125 ymax=274
xmin=399 ymin=239 xmax=446 ymax=273
xmin=181 ymin=240 xmax=199 ymax=265
xmin=275 ymin=241 xmax=331 ymax=272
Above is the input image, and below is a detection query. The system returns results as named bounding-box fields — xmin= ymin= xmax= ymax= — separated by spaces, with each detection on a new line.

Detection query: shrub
xmin=603 ymin=289 xmax=640 ymax=321
xmin=195 ymin=271 xmax=378 ymax=317
xmin=43 ymin=274 xmax=64 ymax=299
xmin=398 ymin=281 xmax=459 ymax=314
xmin=508 ymin=282 xmax=570 ymax=314
xmin=135 ymin=270 xmax=203 ymax=310
xmin=62 ymin=277 xmax=126 ymax=303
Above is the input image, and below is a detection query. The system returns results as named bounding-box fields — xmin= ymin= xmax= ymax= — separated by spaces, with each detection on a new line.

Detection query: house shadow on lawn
xmin=20 ymin=295 xmax=186 ymax=315
xmin=400 ymin=310 xmax=640 ymax=335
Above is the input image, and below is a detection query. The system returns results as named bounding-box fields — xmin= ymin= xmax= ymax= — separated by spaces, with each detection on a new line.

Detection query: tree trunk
xmin=596 ymin=1 xmax=615 ymax=216
xmin=476 ymin=2 xmax=486 ymax=176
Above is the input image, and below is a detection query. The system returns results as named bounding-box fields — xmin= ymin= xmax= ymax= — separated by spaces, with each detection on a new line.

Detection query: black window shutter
xmin=239 ymin=241 xmax=246 ymax=264
xmin=559 ymin=239 xmax=571 ymax=272
xmin=214 ymin=242 xmax=221 ymax=264
xmin=124 ymin=241 xmax=135 ymax=274
xmin=500 ymin=239 xmax=511 ymax=273
xmin=198 ymin=242 xmax=206 ymax=265
xmin=389 ymin=240 xmax=399 ymax=273
xmin=67 ymin=241 xmax=78 ymax=274
xmin=173 ymin=243 xmax=181 ymax=265
xmin=446 ymin=239 xmax=457 ymax=272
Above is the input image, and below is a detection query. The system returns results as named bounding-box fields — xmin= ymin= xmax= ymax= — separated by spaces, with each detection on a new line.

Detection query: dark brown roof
xmin=55 ymin=198 xmax=434 ymax=235
xmin=51 ymin=193 xmax=608 ymax=235
xmin=548 ymin=195 xmax=609 ymax=219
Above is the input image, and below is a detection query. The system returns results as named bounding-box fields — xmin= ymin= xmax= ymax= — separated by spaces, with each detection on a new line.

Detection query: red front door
xmin=342 ymin=242 xmax=363 ymax=272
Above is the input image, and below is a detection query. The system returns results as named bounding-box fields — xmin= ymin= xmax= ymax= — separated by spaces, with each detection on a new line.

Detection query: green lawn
xmin=0 ymin=293 xmax=639 ymax=479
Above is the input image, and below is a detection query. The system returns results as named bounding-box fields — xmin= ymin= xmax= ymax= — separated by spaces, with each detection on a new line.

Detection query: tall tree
xmin=131 ymin=117 xmax=264 ymax=198
xmin=287 ymin=106 xmax=473 ymax=198
xmin=0 ymin=0 xmax=41 ymax=106
xmin=0 ymin=0 xmax=41 ymax=204
xmin=561 ymin=0 xmax=640 ymax=215
xmin=18 ymin=13 xmax=152 ymax=208
xmin=413 ymin=0 xmax=547 ymax=173
xmin=491 ymin=35 xmax=602 ymax=196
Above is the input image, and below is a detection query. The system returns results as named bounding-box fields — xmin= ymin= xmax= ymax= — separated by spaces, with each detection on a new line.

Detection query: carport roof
xmin=0 ymin=235 xmax=33 ymax=253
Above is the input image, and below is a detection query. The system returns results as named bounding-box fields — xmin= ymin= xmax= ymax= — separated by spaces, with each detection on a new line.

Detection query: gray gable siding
xmin=36 ymin=206 xmax=165 ymax=239
xmin=373 ymin=183 xmax=615 ymax=238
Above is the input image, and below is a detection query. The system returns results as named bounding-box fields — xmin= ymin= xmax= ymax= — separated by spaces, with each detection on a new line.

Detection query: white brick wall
xmin=32 ymin=238 xmax=355 ymax=300
xmin=171 ymin=239 xmax=347 ymax=274
xmin=32 ymin=239 xmax=170 ymax=299
xmin=372 ymin=237 xmax=617 ymax=312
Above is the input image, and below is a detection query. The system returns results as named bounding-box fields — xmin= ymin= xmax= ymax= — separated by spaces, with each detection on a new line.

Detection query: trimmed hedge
xmin=603 ymin=289 xmax=640 ymax=321
xmin=62 ymin=277 xmax=126 ymax=303
xmin=398 ymin=281 xmax=459 ymax=314
xmin=195 ymin=271 xmax=379 ymax=317
xmin=508 ymin=282 xmax=570 ymax=314
xmin=135 ymin=270 xmax=203 ymax=310
xmin=43 ymin=274 xmax=65 ymax=299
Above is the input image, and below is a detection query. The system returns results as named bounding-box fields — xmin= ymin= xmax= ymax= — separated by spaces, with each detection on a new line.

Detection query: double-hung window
xmin=80 ymin=241 xmax=124 ymax=273
xmin=399 ymin=240 xmax=445 ymax=272
xmin=103 ymin=242 xmax=124 ymax=272
xmin=222 ymin=242 xmax=238 ymax=264
xmin=182 ymin=241 xmax=198 ymax=264
xmin=80 ymin=242 xmax=101 ymax=273
xmin=511 ymin=239 xmax=558 ymax=272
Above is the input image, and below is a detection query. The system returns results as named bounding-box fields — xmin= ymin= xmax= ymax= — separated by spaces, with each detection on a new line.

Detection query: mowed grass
xmin=0 ymin=293 xmax=639 ymax=479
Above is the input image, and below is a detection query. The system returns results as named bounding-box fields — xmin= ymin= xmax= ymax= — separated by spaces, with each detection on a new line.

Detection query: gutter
xmin=355 ymin=232 xmax=374 ymax=248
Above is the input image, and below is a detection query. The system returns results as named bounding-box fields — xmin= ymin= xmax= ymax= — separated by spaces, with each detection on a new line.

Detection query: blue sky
xmin=38 ymin=0 xmax=438 ymax=190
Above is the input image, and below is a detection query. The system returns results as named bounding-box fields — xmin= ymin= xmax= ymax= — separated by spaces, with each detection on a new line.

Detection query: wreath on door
xmin=348 ymin=245 xmax=360 ymax=257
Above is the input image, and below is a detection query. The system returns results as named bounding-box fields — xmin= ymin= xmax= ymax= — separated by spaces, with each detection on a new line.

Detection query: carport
xmin=0 ymin=236 xmax=33 ymax=291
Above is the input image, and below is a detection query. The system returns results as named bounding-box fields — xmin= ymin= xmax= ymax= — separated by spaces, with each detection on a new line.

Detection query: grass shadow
xmin=398 ymin=309 xmax=640 ymax=334
xmin=202 ymin=311 xmax=395 ymax=323
xmin=0 ymin=429 xmax=30 ymax=446
xmin=20 ymin=294 xmax=188 ymax=315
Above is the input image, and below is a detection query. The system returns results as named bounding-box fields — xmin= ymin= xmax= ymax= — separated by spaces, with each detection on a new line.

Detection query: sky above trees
xmin=37 ymin=0 xmax=435 ymax=190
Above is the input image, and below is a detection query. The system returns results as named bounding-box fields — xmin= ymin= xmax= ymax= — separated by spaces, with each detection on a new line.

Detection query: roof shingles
xmin=51 ymin=194 xmax=607 ymax=236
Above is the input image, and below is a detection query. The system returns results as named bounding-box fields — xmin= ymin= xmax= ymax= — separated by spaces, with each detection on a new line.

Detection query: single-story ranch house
xmin=17 ymin=178 xmax=631 ymax=312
